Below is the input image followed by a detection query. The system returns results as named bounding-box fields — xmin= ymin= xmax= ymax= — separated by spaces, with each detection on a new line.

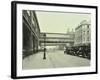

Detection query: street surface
xmin=22 ymin=50 xmax=90 ymax=69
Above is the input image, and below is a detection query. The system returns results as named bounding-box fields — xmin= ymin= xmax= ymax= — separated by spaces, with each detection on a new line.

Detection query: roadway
xmin=22 ymin=50 xmax=90 ymax=69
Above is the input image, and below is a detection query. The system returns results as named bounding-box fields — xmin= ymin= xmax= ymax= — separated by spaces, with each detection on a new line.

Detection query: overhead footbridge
xmin=39 ymin=32 xmax=74 ymax=46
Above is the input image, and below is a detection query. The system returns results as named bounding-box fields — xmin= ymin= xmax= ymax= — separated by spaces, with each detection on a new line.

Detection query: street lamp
xmin=43 ymin=33 xmax=46 ymax=59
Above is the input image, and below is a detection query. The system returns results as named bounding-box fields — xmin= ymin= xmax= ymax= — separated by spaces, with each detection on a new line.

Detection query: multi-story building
xmin=66 ymin=29 xmax=75 ymax=47
xmin=74 ymin=20 xmax=91 ymax=46
xmin=23 ymin=10 xmax=40 ymax=58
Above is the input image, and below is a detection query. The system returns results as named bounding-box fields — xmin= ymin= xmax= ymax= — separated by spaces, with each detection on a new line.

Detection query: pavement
xmin=22 ymin=50 xmax=90 ymax=70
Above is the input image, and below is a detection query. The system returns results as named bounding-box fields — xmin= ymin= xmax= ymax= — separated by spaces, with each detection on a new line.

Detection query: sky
xmin=36 ymin=11 xmax=91 ymax=33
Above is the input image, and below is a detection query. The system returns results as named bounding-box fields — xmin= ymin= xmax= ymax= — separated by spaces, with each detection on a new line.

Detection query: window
xmin=27 ymin=11 xmax=30 ymax=16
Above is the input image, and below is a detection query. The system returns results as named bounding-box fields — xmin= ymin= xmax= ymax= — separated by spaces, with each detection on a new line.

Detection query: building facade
xmin=66 ymin=29 xmax=75 ymax=47
xmin=74 ymin=20 xmax=91 ymax=46
xmin=23 ymin=10 xmax=40 ymax=58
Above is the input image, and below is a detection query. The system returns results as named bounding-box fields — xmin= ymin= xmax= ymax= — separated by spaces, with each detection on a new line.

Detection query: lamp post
xmin=43 ymin=33 xmax=46 ymax=59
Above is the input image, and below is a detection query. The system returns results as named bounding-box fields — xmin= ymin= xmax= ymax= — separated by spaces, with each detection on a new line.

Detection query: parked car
xmin=64 ymin=45 xmax=91 ymax=59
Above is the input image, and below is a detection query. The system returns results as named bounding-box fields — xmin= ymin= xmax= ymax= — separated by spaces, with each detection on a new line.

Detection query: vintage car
xmin=64 ymin=45 xmax=90 ymax=59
